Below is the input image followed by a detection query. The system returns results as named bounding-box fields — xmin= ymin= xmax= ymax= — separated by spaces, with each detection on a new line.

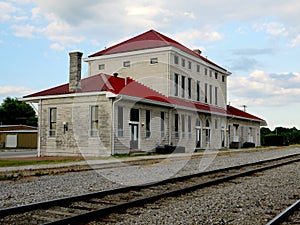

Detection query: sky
xmin=0 ymin=0 xmax=299 ymax=130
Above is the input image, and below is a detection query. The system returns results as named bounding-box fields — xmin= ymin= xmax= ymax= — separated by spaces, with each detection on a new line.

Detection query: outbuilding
xmin=0 ymin=125 xmax=38 ymax=149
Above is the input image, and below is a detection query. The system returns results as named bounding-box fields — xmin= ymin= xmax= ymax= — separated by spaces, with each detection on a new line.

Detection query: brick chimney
xmin=69 ymin=51 xmax=83 ymax=92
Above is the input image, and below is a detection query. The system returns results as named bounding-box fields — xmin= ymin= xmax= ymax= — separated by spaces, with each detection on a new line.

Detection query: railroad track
xmin=1 ymin=154 xmax=299 ymax=225
xmin=266 ymin=199 xmax=300 ymax=225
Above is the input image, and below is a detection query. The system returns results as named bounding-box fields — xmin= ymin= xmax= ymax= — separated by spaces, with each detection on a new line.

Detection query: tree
xmin=0 ymin=97 xmax=37 ymax=127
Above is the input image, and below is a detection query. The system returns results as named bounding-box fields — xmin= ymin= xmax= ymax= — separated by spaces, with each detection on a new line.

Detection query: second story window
xmin=209 ymin=85 xmax=213 ymax=104
xmin=205 ymin=83 xmax=208 ymax=103
xmin=215 ymin=72 xmax=218 ymax=79
xmin=222 ymin=75 xmax=225 ymax=82
xmin=181 ymin=75 xmax=185 ymax=98
xmin=205 ymin=68 xmax=208 ymax=75
xmin=123 ymin=61 xmax=130 ymax=67
xmin=174 ymin=73 xmax=179 ymax=96
xmin=196 ymin=81 xmax=200 ymax=101
xmin=188 ymin=78 xmax=192 ymax=99
xmin=49 ymin=108 xmax=57 ymax=137
xmin=181 ymin=58 xmax=185 ymax=67
xmin=188 ymin=61 xmax=192 ymax=69
xmin=215 ymin=87 xmax=218 ymax=105
xmin=99 ymin=64 xmax=105 ymax=70
xmin=174 ymin=55 xmax=179 ymax=64
xmin=150 ymin=58 xmax=158 ymax=64
xmin=197 ymin=65 xmax=200 ymax=72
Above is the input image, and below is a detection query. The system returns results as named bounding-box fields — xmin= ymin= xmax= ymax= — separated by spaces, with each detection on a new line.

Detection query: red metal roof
xmin=24 ymin=74 xmax=265 ymax=123
xmin=24 ymin=74 xmax=170 ymax=104
xmin=226 ymin=105 xmax=265 ymax=122
xmin=89 ymin=29 xmax=227 ymax=71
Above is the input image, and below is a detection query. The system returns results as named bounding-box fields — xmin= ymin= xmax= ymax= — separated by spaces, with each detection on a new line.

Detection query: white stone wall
xmin=39 ymin=95 xmax=112 ymax=157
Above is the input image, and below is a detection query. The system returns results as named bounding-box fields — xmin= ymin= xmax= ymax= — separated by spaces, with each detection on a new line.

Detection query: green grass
xmin=0 ymin=158 xmax=83 ymax=167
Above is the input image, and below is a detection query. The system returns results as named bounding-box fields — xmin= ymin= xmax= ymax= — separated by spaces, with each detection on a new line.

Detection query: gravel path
xmin=0 ymin=147 xmax=299 ymax=210
xmin=93 ymin=161 xmax=300 ymax=225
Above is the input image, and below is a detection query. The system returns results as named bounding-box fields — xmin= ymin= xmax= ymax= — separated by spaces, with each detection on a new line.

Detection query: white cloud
xmin=11 ymin=24 xmax=37 ymax=38
xmin=0 ymin=1 xmax=17 ymax=21
xmin=290 ymin=35 xmax=300 ymax=47
xmin=253 ymin=22 xmax=288 ymax=36
xmin=4 ymin=0 xmax=300 ymax=49
xmin=228 ymin=70 xmax=300 ymax=107
xmin=173 ymin=29 xmax=223 ymax=47
xmin=0 ymin=86 xmax=33 ymax=97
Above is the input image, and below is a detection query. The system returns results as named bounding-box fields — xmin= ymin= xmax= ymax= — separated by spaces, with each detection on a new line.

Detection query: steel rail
xmin=0 ymin=153 xmax=299 ymax=225
xmin=266 ymin=199 xmax=300 ymax=225
xmin=42 ymin=157 xmax=300 ymax=225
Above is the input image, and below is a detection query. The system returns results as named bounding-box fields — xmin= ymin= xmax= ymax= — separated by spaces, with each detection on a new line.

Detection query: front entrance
xmin=195 ymin=118 xmax=202 ymax=148
xmin=130 ymin=123 xmax=139 ymax=149
xmin=196 ymin=128 xmax=201 ymax=148
xmin=130 ymin=108 xmax=139 ymax=150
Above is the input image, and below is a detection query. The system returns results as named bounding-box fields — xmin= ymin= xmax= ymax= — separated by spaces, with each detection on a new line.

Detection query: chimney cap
xmin=193 ymin=49 xmax=202 ymax=55
xmin=113 ymin=72 xmax=119 ymax=77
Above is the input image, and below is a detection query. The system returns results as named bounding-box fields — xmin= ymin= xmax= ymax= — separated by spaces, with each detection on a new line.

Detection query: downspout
xmin=111 ymin=95 xmax=122 ymax=156
xmin=37 ymin=99 xmax=42 ymax=157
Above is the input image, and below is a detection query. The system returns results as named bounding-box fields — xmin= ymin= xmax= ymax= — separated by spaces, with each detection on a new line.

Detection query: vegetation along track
xmin=0 ymin=154 xmax=299 ymax=225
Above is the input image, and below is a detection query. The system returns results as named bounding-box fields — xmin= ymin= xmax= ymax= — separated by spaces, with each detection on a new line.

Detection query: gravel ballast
xmin=95 ymin=162 xmax=299 ymax=225
xmin=0 ymin=147 xmax=299 ymax=214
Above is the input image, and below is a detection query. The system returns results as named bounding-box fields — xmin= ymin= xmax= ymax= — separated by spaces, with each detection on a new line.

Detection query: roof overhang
xmin=19 ymin=91 xmax=117 ymax=103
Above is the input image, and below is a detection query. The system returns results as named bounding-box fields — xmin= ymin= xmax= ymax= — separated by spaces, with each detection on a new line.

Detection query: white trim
xmin=83 ymin=46 xmax=174 ymax=62
xmin=19 ymin=91 xmax=113 ymax=102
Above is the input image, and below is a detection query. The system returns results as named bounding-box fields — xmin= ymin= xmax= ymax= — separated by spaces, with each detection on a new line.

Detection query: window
xmin=118 ymin=106 xmax=123 ymax=137
xmin=123 ymin=61 xmax=130 ymax=67
xmin=215 ymin=119 xmax=218 ymax=129
xmin=181 ymin=58 xmax=185 ymax=67
xmin=146 ymin=110 xmax=151 ymax=138
xmin=188 ymin=61 xmax=192 ymax=69
xmin=90 ymin=106 xmax=99 ymax=137
xmin=130 ymin=108 xmax=139 ymax=121
xmin=188 ymin=115 xmax=192 ymax=138
xmin=222 ymin=75 xmax=225 ymax=82
xmin=99 ymin=64 xmax=105 ymax=70
xmin=209 ymin=85 xmax=213 ymax=104
xmin=215 ymin=87 xmax=218 ymax=105
xmin=161 ymin=112 xmax=165 ymax=138
xmin=181 ymin=114 xmax=185 ymax=138
xmin=188 ymin=78 xmax=192 ymax=99
xmin=174 ymin=73 xmax=179 ymax=96
xmin=181 ymin=75 xmax=185 ymax=98
xmin=175 ymin=114 xmax=179 ymax=138
xmin=209 ymin=70 xmax=212 ymax=77
xmin=49 ymin=108 xmax=57 ymax=137
xmin=174 ymin=55 xmax=179 ymax=64
xmin=197 ymin=65 xmax=200 ymax=73
xmin=205 ymin=83 xmax=208 ymax=103
xmin=215 ymin=72 xmax=218 ymax=79
xmin=205 ymin=68 xmax=208 ymax=75
xmin=150 ymin=57 xmax=158 ymax=64
xmin=196 ymin=81 xmax=200 ymax=101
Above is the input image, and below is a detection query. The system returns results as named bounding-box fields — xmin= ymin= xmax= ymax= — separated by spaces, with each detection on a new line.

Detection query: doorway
xmin=130 ymin=108 xmax=139 ymax=150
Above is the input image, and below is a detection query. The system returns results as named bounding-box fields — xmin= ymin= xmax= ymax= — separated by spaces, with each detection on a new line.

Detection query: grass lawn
xmin=0 ymin=158 xmax=84 ymax=167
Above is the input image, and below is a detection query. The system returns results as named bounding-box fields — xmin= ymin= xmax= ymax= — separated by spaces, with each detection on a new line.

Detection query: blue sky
xmin=0 ymin=0 xmax=300 ymax=130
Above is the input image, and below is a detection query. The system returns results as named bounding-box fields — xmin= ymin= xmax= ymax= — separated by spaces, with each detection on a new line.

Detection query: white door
xmin=6 ymin=134 xmax=17 ymax=148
